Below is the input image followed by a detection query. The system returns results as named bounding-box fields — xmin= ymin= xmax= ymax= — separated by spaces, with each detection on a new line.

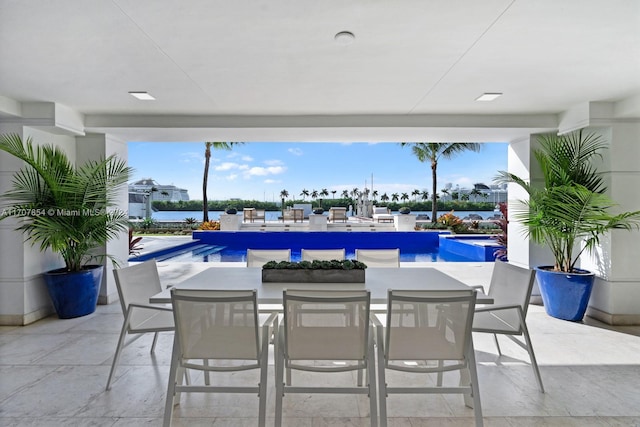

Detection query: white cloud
xmin=214 ymin=162 xmax=243 ymax=171
xmin=264 ymin=179 xmax=281 ymax=184
xmin=226 ymin=174 xmax=239 ymax=181
xmin=288 ymin=148 xmax=303 ymax=156
xmin=245 ymin=166 xmax=287 ymax=177
xmin=241 ymin=155 xmax=254 ymax=162
xmin=264 ymin=159 xmax=284 ymax=166
xmin=179 ymin=151 xmax=202 ymax=163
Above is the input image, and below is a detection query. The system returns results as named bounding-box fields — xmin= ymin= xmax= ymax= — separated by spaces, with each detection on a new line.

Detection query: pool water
xmin=130 ymin=231 xmax=503 ymax=263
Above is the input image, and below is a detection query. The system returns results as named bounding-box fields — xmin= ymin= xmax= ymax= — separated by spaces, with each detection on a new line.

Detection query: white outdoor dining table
xmin=149 ymin=267 xmax=492 ymax=304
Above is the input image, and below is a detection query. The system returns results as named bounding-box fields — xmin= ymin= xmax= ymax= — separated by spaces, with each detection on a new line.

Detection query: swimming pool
xmin=130 ymin=231 xmax=504 ymax=263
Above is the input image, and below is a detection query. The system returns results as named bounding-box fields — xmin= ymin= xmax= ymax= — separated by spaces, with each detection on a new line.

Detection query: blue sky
xmin=128 ymin=142 xmax=507 ymax=202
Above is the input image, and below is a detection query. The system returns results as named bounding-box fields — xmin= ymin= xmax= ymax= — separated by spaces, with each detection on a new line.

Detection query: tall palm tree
xmin=331 ymin=190 xmax=337 ymax=199
xmin=319 ymin=188 xmax=329 ymax=209
xmin=401 ymin=142 xmax=481 ymax=222
xmin=469 ymin=188 xmax=482 ymax=201
xmin=341 ymin=189 xmax=349 ymax=199
xmin=412 ymin=189 xmax=420 ymax=202
xmin=381 ymin=193 xmax=389 ymax=203
xmin=401 ymin=192 xmax=409 ymax=203
xmin=279 ymin=189 xmax=289 ymax=218
xmin=300 ymin=188 xmax=310 ymax=200
xmin=441 ymin=188 xmax=450 ymax=200
xmin=391 ymin=193 xmax=399 ymax=202
xmin=350 ymin=187 xmax=359 ymax=199
xmin=203 ymin=141 xmax=243 ymax=222
xmin=421 ymin=190 xmax=429 ymax=201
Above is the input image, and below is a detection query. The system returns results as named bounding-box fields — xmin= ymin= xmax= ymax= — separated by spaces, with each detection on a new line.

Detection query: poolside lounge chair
xmin=372 ymin=206 xmax=394 ymax=223
xmin=329 ymin=207 xmax=347 ymax=222
xmin=282 ymin=207 xmax=304 ymax=222
xmin=244 ymin=208 xmax=265 ymax=223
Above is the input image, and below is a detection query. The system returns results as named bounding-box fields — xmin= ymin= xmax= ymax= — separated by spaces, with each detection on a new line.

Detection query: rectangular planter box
xmin=262 ymin=269 xmax=365 ymax=283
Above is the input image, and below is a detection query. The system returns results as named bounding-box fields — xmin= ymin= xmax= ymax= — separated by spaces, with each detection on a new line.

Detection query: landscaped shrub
xmin=437 ymin=211 xmax=463 ymax=228
xmin=198 ymin=221 xmax=220 ymax=231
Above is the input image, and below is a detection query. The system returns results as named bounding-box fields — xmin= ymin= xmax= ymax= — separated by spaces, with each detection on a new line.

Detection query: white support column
xmin=76 ymin=134 xmax=129 ymax=305
xmin=580 ymin=123 xmax=640 ymax=324
xmin=0 ymin=125 xmax=78 ymax=325
xmin=505 ymin=135 xmax=552 ymax=288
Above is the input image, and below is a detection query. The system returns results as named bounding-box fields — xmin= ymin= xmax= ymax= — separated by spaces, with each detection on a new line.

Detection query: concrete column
xmin=76 ymin=133 xmax=129 ymax=305
xmin=580 ymin=123 xmax=640 ymax=324
xmin=0 ymin=125 xmax=78 ymax=324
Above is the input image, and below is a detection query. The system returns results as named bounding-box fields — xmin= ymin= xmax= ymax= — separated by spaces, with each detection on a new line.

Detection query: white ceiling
xmin=1 ymin=0 xmax=639 ymax=142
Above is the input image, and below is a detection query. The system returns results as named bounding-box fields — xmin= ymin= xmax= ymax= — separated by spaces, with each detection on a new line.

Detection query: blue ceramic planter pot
xmin=535 ymin=266 xmax=595 ymax=322
xmin=43 ymin=265 xmax=103 ymax=319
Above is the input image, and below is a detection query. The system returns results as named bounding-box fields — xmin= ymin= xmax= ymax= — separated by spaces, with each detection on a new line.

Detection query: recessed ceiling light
xmin=129 ymin=91 xmax=156 ymax=100
xmin=334 ymin=31 xmax=355 ymax=45
xmin=476 ymin=93 xmax=502 ymax=102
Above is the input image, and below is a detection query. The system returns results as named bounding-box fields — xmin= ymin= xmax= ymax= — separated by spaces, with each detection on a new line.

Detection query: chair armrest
xmin=469 ymin=285 xmax=486 ymax=293
xmin=261 ymin=311 xmax=279 ymax=328
xmin=370 ymin=315 xmax=383 ymax=327
xmin=128 ymin=302 xmax=173 ymax=312
xmin=474 ymin=304 xmax=521 ymax=313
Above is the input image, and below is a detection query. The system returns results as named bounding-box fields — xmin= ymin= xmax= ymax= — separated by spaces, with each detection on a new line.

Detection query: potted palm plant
xmin=0 ymin=133 xmax=132 ymax=319
xmin=497 ymin=130 xmax=640 ymax=321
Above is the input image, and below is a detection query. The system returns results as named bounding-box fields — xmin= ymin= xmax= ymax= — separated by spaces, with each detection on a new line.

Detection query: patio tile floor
xmin=1 ymin=262 xmax=639 ymax=426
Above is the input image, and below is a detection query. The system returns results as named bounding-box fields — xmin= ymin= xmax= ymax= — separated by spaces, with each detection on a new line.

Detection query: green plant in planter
xmin=498 ymin=131 xmax=640 ymax=273
xmin=0 ymin=133 xmax=132 ymax=318
xmin=496 ymin=130 xmax=640 ymax=320
xmin=263 ymin=259 xmax=367 ymax=270
xmin=398 ymin=206 xmax=411 ymax=214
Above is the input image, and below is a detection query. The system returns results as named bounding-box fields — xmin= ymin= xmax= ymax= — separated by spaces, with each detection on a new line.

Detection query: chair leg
xmin=367 ymin=326 xmax=378 ymax=427
xmin=203 ymin=359 xmax=210 ymax=385
xmin=258 ymin=323 xmax=270 ymax=427
xmin=467 ymin=342 xmax=484 ymax=427
xmin=151 ymin=331 xmax=159 ymax=353
xmin=493 ymin=333 xmax=502 ymax=355
xmin=376 ymin=324 xmax=388 ymax=427
xmin=520 ymin=321 xmax=545 ymax=393
xmin=274 ymin=328 xmax=285 ymax=427
xmin=106 ymin=310 xmax=132 ymax=390
xmin=163 ymin=339 xmax=181 ymax=427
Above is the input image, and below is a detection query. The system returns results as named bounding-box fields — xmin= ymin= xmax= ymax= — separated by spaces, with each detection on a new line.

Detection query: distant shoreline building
xmin=128 ymin=178 xmax=190 ymax=219
xmin=440 ymin=182 xmax=507 ymax=205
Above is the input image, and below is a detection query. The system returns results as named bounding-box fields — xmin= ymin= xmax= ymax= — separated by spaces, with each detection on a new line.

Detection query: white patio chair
xmin=163 ymin=289 xmax=278 ymax=427
xmin=373 ymin=289 xmax=482 ymax=427
xmin=106 ymin=259 xmax=174 ymax=390
xmin=274 ymin=289 xmax=377 ymax=427
xmin=301 ymin=248 xmax=346 ymax=261
xmin=246 ymin=248 xmax=291 ymax=267
xmin=472 ymin=261 xmax=544 ymax=392
xmin=328 ymin=207 xmax=348 ymax=222
xmin=355 ymin=248 xmax=400 ymax=267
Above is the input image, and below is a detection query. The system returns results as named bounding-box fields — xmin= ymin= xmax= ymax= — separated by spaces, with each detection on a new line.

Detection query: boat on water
xmin=129 ymin=178 xmax=190 ymax=219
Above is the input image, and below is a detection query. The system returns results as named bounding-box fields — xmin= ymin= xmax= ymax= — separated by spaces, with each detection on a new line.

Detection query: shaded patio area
xmin=1 ymin=262 xmax=639 ymax=426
